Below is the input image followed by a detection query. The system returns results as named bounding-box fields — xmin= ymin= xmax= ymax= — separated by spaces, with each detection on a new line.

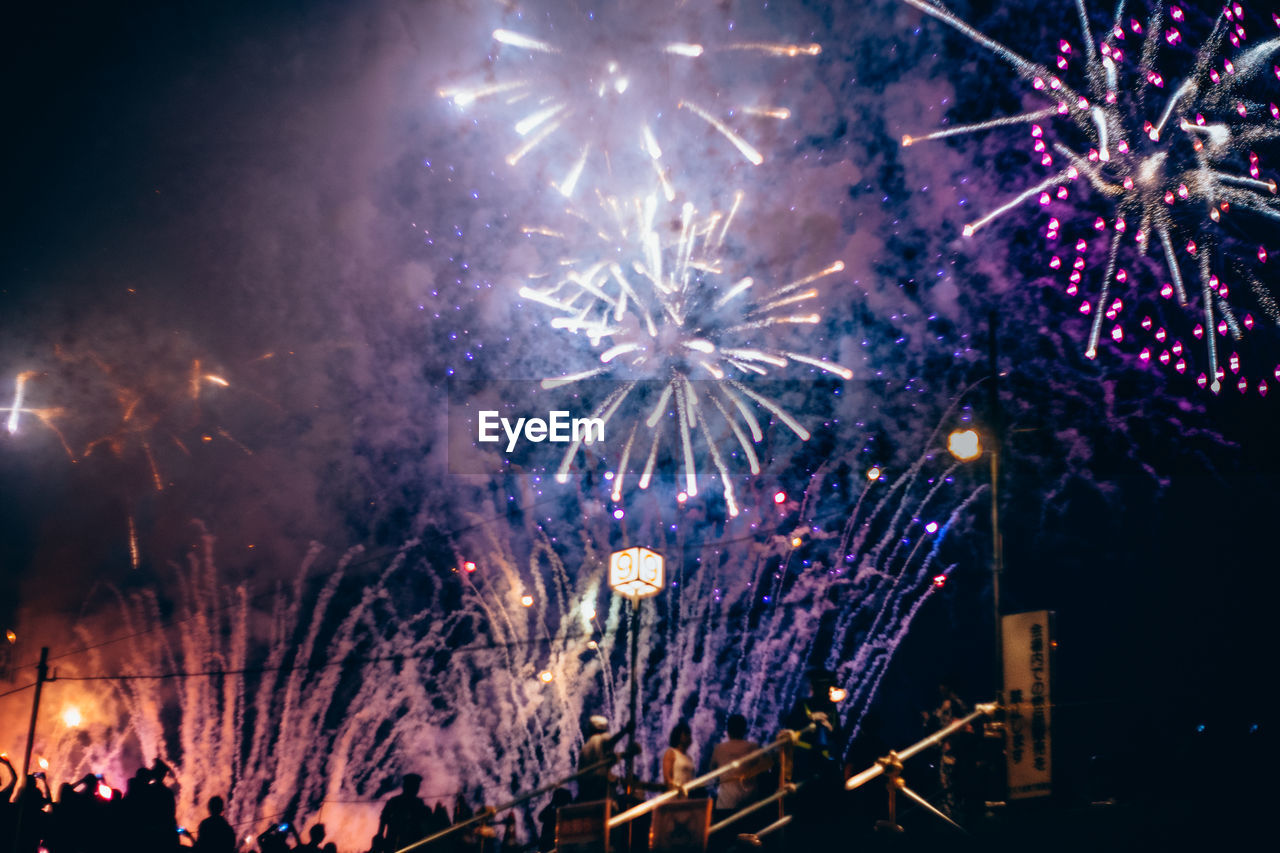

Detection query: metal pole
xmin=987 ymin=311 xmax=1007 ymax=806
xmin=626 ymin=597 xmax=639 ymax=800
xmin=987 ymin=310 xmax=1004 ymax=702
xmin=13 ymin=647 xmax=50 ymax=853
xmin=846 ymin=704 xmax=997 ymax=791
xmin=626 ymin=598 xmax=641 ymax=853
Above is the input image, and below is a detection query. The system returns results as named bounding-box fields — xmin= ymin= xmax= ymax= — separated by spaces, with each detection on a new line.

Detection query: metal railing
xmin=607 ymin=724 xmax=816 ymax=831
xmin=707 ymin=782 xmax=799 ymax=836
xmin=844 ymin=701 xmax=997 ymax=835
xmin=845 ymin=702 xmax=996 ymax=792
xmin=393 ymin=755 xmax=616 ymax=853
xmin=394 ymin=702 xmax=993 ymax=852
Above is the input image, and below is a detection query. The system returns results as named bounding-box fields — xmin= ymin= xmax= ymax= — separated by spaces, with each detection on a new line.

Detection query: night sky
xmin=2 ymin=0 xmax=1278 ymax=843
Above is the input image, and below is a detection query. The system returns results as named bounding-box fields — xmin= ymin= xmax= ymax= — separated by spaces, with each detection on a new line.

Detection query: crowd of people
xmin=0 ymin=754 xmax=512 ymax=853
xmin=1 ymin=670 xmax=976 ymax=852
xmin=0 ymin=754 xmax=261 ymax=853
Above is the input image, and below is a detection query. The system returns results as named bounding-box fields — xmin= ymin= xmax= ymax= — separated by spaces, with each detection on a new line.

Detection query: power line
xmin=0 ymin=681 xmax=35 ymax=700
xmin=48 ymin=602 xmax=788 ymax=683
xmin=14 ymin=468 xmax=978 ymax=683
xmin=19 ymin=491 xmax=576 ymax=670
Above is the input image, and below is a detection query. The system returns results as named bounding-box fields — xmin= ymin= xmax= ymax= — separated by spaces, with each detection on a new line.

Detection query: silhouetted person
xmin=99 ymin=778 xmax=129 ymax=853
xmin=843 ymin=710 xmax=892 ymax=834
xmin=784 ymin=668 xmax=844 ymax=776
xmin=193 ymin=796 xmax=235 ymax=853
xmin=451 ymin=792 xmax=478 ymax=852
xmin=576 ymin=715 xmax=634 ymax=802
xmin=296 ymin=823 xmax=326 ymax=853
xmin=124 ymin=761 xmax=179 ymax=853
xmin=709 ymin=713 xmax=770 ymax=829
xmin=376 ymin=774 xmax=430 ymax=853
xmin=258 ymin=822 xmax=300 ymax=853
xmin=151 ymin=762 xmax=180 ymax=852
xmin=537 ymin=788 xmax=572 ymax=852
xmin=12 ymin=774 xmax=50 ymax=853
xmin=783 ymin=667 xmax=846 ymax=846
xmin=0 ymin=754 xmax=16 ymax=800
xmin=52 ymin=774 xmax=109 ymax=853
xmin=500 ymin=813 xmax=520 ymax=851
xmin=45 ymin=781 xmax=81 ymax=853
xmin=0 ymin=756 xmax=16 ymax=850
xmin=923 ymin=682 xmax=976 ymax=818
xmin=427 ymin=801 xmax=451 ymax=836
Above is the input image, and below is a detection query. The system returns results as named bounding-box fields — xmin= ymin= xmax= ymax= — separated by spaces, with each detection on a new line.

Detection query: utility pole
xmin=988 ymin=310 xmax=1004 ymax=701
xmin=13 ymin=647 xmax=50 ymax=853
xmin=19 ymin=647 xmax=49 ymax=787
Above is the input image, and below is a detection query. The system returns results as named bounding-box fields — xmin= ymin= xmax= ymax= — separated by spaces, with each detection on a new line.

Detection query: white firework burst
xmin=439 ymin=2 xmax=819 ymax=199
xmin=519 ymin=190 xmax=850 ymax=517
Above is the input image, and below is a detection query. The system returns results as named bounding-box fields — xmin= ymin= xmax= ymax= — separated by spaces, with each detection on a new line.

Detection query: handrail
xmin=607 ymin=724 xmax=816 ymax=830
xmin=845 ymin=702 xmax=996 ymax=792
xmin=742 ymin=814 xmax=792 ymax=842
xmin=393 ymin=755 xmax=617 ymax=853
xmin=707 ymin=782 xmax=800 ymax=835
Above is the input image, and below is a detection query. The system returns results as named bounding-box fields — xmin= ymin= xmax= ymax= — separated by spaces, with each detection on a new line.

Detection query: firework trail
xmin=1 ymin=370 xmax=72 ymax=455
xmin=900 ymin=0 xmax=1279 ymax=394
xmin=62 ymin=348 xmax=245 ymax=492
xmin=28 ymin=525 xmax=619 ymax=847
xmin=438 ymin=1 xmax=819 ymax=198
xmin=643 ymin=440 xmax=985 ymax=750
xmin=36 ymin=534 xmax=434 ymax=845
xmin=518 ymin=190 xmax=851 ymax=517
xmin=3 ymin=344 xmax=257 ymax=568
xmin=5 ymin=370 xmax=30 ymax=435
xmin=21 ymin=415 xmax=980 ymax=849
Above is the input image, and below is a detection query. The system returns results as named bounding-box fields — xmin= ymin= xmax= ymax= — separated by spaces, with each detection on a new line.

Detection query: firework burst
xmin=3 ymin=342 xmax=257 ymax=568
xmin=24 ymin=421 xmax=981 ymax=851
xmin=518 ymin=190 xmax=850 ymax=517
xmin=50 ymin=346 xmax=248 ymax=493
xmin=901 ymin=0 xmax=1279 ymax=394
xmin=2 ymin=370 xmax=72 ymax=454
xmin=438 ymin=2 xmax=819 ymax=199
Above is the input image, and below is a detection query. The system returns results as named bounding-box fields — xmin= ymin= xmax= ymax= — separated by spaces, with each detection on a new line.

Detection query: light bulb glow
xmin=947 ymin=429 xmax=982 ymax=462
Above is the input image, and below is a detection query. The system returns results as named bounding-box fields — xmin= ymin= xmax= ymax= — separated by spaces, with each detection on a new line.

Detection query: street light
xmin=947 ymin=312 xmax=1008 ymax=800
xmin=948 ymin=426 xmax=1003 ymax=700
xmin=609 ymin=546 xmax=665 ymax=801
xmin=946 ymin=429 xmax=981 ymax=462
xmin=949 ymin=422 xmax=1007 ymax=802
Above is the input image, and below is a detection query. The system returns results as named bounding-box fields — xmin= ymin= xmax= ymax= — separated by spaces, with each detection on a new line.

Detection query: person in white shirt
xmin=709 ymin=714 xmax=770 ymax=818
xmin=662 ymin=721 xmax=696 ymax=789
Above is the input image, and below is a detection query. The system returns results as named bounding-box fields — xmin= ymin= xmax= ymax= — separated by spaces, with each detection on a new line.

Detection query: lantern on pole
xmin=609 ymin=546 xmax=665 ymax=804
xmin=608 ymin=547 xmax=665 ymax=600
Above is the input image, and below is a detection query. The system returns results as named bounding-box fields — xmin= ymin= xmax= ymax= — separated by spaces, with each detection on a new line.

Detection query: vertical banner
xmin=556 ymin=800 xmax=611 ymax=853
xmin=1003 ymin=610 xmax=1053 ymax=799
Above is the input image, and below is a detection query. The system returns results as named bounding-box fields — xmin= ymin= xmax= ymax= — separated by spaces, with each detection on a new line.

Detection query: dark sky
xmin=1 ymin=0 xmax=1278 ymax=803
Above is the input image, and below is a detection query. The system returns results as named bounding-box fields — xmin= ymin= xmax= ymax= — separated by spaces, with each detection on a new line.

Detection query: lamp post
xmin=948 ymin=311 xmax=1005 ymax=703
xmin=608 ymin=546 xmax=664 ymax=803
xmin=947 ymin=426 xmax=1002 ymax=699
xmin=946 ymin=314 xmax=1007 ymax=804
